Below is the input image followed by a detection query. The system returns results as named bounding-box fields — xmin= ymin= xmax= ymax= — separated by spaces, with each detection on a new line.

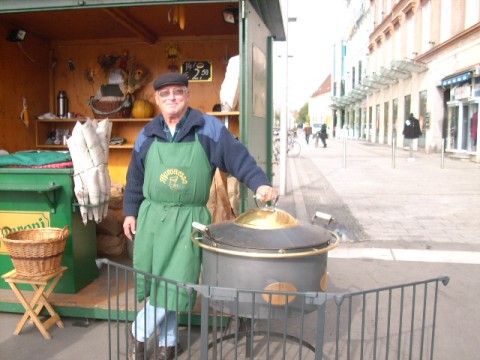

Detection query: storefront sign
xmin=0 ymin=211 xmax=50 ymax=253
xmin=181 ymin=61 xmax=212 ymax=81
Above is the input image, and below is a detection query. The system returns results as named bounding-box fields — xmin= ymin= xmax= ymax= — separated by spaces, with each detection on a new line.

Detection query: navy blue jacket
xmin=123 ymin=108 xmax=271 ymax=217
xmin=402 ymin=115 xmax=422 ymax=139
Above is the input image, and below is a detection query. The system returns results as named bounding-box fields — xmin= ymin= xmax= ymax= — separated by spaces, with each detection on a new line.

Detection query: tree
xmin=274 ymin=110 xmax=281 ymax=128
xmin=296 ymin=103 xmax=309 ymax=128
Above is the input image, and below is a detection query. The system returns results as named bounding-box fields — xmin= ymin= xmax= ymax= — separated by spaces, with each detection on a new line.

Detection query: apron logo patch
xmin=160 ymin=168 xmax=188 ymax=190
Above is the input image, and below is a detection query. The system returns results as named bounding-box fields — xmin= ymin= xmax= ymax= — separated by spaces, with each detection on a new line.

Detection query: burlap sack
xmin=207 ymin=169 xmax=236 ymax=223
xmin=97 ymin=233 xmax=127 ymax=256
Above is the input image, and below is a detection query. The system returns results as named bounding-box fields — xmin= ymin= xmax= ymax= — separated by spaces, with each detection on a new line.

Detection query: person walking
xmin=319 ymin=123 xmax=328 ymax=148
xmin=304 ymin=124 xmax=312 ymax=145
xmin=122 ymin=72 xmax=278 ymax=360
xmin=402 ymin=113 xmax=421 ymax=159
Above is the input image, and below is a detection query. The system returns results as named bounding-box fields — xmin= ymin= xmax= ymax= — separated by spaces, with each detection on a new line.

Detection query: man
xmin=402 ymin=113 xmax=422 ymax=159
xmin=319 ymin=123 xmax=328 ymax=148
xmin=304 ymin=124 xmax=312 ymax=144
xmin=123 ymin=72 xmax=278 ymax=359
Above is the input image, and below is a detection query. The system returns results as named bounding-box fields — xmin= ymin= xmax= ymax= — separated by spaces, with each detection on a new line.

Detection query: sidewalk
xmin=276 ymin=137 xmax=480 ymax=248
xmin=273 ymin=137 xmax=480 ymax=359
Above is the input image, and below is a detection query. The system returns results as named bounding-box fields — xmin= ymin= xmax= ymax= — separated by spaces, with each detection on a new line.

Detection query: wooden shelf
xmin=35 ymin=117 xmax=148 ymax=149
xmin=207 ymin=111 xmax=239 ymax=138
xmin=35 ymin=117 xmax=149 ymax=183
xmin=207 ymin=111 xmax=240 ymax=116
xmin=36 ymin=117 xmax=152 ymax=123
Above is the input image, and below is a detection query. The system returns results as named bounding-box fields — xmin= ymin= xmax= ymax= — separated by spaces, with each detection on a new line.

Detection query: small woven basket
xmin=1 ymin=226 xmax=69 ymax=276
xmin=89 ymin=95 xmax=132 ymax=119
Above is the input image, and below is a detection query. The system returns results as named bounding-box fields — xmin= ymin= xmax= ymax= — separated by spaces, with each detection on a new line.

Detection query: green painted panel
xmin=0 ymin=168 xmax=98 ymax=293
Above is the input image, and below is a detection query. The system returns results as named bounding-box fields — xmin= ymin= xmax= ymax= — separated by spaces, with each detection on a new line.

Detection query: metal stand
xmin=392 ymin=137 xmax=396 ymax=168
xmin=208 ymin=317 xmax=316 ymax=359
xmin=441 ymin=139 xmax=445 ymax=169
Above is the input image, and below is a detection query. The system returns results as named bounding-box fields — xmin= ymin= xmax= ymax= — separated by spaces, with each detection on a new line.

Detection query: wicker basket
xmin=89 ymin=95 xmax=132 ymax=119
xmin=1 ymin=226 xmax=69 ymax=276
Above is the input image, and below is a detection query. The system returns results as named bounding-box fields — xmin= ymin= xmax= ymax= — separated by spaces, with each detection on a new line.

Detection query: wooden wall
xmin=0 ymin=25 xmax=50 ymax=153
xmin=0 ymin=24 xmax=239 ymax=183
xmin=52 ymin=36 xmax=238 ymax=118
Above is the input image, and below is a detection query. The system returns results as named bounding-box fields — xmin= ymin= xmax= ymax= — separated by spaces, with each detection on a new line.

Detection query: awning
xmin=362 ymin=77 xmax=388 ymax=90
xmin=371 ymin=72 xmax=397 ymax=85
xmin=380 ymin=66 xmax=411 ymax=80
xmin=441 ymin=71 xmax=472 ymax=87
xmin=391 ymin=59 xmax=427 ymax=73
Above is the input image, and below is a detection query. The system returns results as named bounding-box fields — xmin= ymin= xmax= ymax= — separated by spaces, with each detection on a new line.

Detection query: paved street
xmin=281 ymin=137 xmax=480 ymax=249
xmin=2 ymin=137 xmax=480 ymax=359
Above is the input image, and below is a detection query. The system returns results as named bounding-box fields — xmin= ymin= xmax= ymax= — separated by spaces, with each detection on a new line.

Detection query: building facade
xmin=331 ymin=0 xmax=480 ymax=158
xmin=308 ymin=74 xmax=333 ymax=129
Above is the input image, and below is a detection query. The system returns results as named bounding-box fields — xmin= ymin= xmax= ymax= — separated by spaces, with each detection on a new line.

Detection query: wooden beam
xmin=103 ymin=8 xmax=157 ymax=44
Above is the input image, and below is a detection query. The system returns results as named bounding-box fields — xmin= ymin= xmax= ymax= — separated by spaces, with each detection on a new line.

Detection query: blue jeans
xmin=132 ymin=302 xmax=177 ymax=346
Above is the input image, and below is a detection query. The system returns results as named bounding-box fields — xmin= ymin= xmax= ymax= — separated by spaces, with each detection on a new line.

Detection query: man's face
xmin=154 ymin=85 xmax=189 ymax=119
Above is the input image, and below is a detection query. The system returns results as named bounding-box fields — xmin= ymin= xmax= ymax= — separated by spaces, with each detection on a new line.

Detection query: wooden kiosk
xmin=0 ymin=1 xmax=285 ymax=318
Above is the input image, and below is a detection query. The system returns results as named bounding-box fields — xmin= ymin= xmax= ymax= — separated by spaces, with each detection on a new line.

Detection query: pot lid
xmin=203 ymin=207 xmax=332 ymax=252
xmin=234 ymin=208 xmax=298 ymax=229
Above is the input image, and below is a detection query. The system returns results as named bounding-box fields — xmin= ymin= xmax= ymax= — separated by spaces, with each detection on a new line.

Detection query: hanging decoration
xmin=84 ymin=66 xmax=96 ymax=85
xmin=168 ymin=5 xmax=186 ymax=30
xmin=94 ymin=50 xmax=151 ymax=95
xmin=165 ymin=44 xmax=181 ymax=71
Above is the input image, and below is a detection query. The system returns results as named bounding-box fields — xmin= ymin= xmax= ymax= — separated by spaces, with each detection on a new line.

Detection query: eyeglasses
xmin=157 ymin=88 xmax=188 ymax=98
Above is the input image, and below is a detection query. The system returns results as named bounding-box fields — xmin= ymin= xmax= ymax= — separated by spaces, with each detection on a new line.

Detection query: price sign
xmin=181 ymin=61 xmax=212 ymax=82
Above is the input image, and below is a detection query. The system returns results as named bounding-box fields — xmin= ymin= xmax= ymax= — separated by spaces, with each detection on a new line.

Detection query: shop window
xmin=404 ymin=94 xmax=411 ymax=122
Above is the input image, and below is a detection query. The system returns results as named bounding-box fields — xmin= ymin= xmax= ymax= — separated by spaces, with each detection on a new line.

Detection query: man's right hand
xmin=123 ymin=216 xmax=137 ymax=241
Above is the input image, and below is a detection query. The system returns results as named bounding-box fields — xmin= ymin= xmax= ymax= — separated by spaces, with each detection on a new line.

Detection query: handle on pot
xmin=253 ymin=194 xmax=280 ymax=210
xmin=312 ymin=211 xmax=334 ymax=225
xmin=191 ymin=222 xmax=216 ymax=246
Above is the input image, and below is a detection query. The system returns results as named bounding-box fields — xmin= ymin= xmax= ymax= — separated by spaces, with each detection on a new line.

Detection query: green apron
xmin=133 ymin=134 xmax=212 ymax=311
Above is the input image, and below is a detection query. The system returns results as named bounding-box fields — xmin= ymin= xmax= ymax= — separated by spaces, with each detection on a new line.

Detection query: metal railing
xmin=101 ymin=259 xmax=449 ymax=360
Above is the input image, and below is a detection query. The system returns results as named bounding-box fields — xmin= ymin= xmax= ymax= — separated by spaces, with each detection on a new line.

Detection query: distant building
xmin=330 ymin=0 xmax=480 ymax=159
xmin=308 ymin=74 xmax=332 ymax=134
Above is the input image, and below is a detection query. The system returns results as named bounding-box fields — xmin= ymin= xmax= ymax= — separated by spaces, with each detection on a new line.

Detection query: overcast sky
xmin=273 ymin=0 xmax=346 ymax=111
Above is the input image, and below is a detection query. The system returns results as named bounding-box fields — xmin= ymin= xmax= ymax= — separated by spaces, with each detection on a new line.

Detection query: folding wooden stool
xmin=2 ymin=266 xmax=68 ymax=339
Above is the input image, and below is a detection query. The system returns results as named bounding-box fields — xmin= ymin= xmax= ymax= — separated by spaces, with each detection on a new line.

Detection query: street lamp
xmin=279 ymin=14 xmax=296 ymax=195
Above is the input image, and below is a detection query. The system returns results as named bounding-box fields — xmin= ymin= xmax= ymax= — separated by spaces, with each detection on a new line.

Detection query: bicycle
xmin=272 ymin=135 xmax=301 ymax=164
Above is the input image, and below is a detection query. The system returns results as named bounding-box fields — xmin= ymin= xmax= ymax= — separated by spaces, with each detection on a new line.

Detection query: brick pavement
xmin=276 ymin=137 xmax=480 ymax=250
xmin=273 ymin=137 xmax=480 ymax=359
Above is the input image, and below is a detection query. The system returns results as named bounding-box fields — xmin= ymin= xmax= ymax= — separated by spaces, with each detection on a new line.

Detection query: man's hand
xmin=123 ymin=216 xmax=137 ymax=241
xmin=255 ymin=185 xmax=279 ymax=202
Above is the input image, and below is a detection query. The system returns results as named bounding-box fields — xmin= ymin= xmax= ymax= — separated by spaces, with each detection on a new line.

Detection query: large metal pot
xmin=191 ymin=203 xmax=339 ymax=318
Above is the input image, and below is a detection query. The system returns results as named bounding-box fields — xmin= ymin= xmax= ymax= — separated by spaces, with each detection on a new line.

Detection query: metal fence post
xmin=199 ymin=286 xmax=210 ymax=360
xmin=313 ymin=293 xmax=328 ymax=360
xmin=392 ymin=138 xmax=396 ymax=169
xmin=441 ymin=139 xmax=445 ymax=169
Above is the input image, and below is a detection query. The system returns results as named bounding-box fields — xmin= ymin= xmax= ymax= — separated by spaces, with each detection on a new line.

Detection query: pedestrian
xmin=320 ymin=123 xmax=328 ymax=148
xmin=122 ymin=72 xmax=278 ymax=360
xmin=304 ymin=124 xmax=312 ymax=144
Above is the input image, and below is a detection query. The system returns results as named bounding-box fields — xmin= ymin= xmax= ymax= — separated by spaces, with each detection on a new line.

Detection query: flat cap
xmin=153 ymin=72 xmax=189 ymax=90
